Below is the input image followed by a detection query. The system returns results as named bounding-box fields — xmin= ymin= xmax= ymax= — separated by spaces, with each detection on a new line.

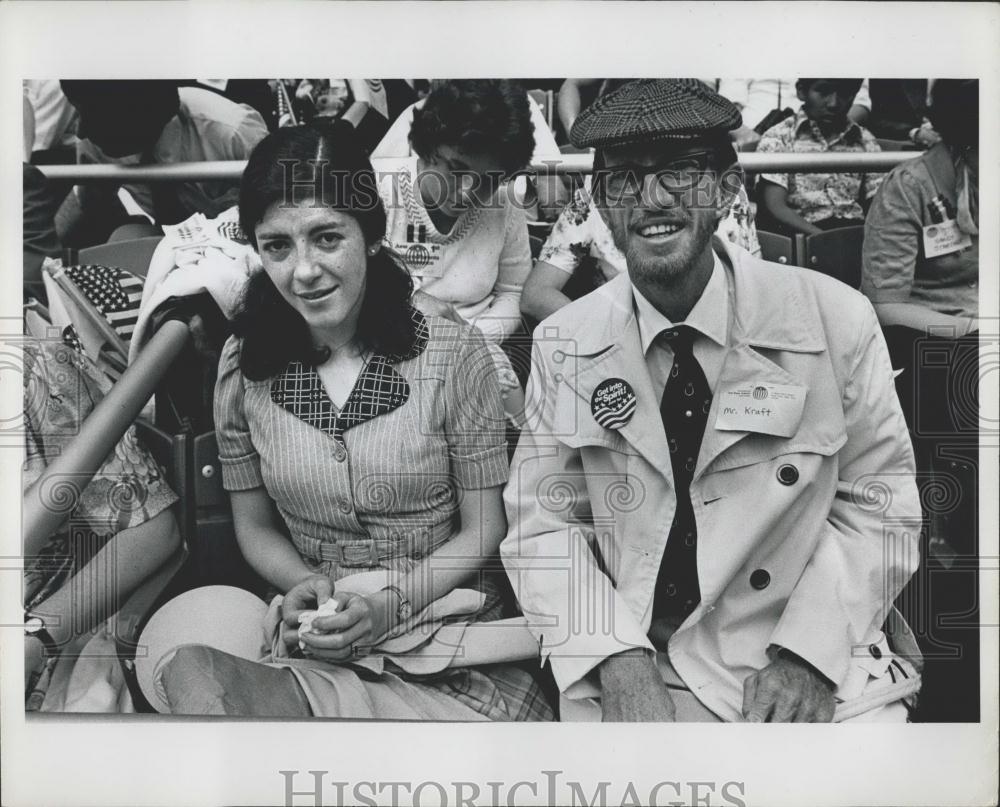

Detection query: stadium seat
xmin=78 ymin=236 xmax=163 ymax=279
xmin=756 ymin=230 xmax=796 ymax=265
xmin=795 ymin=226 xmax=865 ymax=289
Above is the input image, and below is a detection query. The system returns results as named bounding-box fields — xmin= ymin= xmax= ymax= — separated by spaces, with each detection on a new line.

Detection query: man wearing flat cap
xmin=502 ymin=79 xmax=922 ymax=722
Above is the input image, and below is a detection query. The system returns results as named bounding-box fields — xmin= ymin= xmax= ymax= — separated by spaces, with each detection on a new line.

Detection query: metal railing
xmin=36 ymin=151 xmax=920 ymax=184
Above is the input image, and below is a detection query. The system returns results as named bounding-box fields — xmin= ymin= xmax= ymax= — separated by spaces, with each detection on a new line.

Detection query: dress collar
xmin=270 ymin=310 xmax=429 ymax=444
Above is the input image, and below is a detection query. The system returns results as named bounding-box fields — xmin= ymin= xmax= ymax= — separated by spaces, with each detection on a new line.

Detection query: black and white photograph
xmin=2 ymin=3 xmax=997 ymax=806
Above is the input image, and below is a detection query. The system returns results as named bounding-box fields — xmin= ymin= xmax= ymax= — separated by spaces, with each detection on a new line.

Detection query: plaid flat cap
xmin=570 ymin=79 xmax=742 ymax=149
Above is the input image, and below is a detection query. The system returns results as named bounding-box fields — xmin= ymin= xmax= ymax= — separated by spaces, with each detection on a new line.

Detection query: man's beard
xmin=613 ymin=211 xmax=716 ymax=287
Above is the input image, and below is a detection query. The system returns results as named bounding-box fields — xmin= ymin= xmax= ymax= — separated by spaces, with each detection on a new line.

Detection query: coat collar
xmin=270 ymin=311 xmax=429 ymax=445
xmin=557 ymin=239 xmax=827 ymax=480
xmin=566 ymin=238 xmax=826 ymax=357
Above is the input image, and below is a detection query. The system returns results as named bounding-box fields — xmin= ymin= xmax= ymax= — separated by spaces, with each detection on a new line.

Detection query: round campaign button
xmin=591 ymin=378 xmax=637 ymax=430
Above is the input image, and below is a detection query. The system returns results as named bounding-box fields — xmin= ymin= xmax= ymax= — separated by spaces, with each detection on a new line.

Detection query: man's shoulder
xmin=881 ymin=146 xmax=940 ymax=195
xmin=732 ymin=249 xmax=875 ymax=326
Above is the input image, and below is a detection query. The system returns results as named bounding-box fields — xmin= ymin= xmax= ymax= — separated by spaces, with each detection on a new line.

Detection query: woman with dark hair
xmin=151 ymin=124 xmax=552 ymax=720
xmin=861 ymin=78 xmax=979 ymax=722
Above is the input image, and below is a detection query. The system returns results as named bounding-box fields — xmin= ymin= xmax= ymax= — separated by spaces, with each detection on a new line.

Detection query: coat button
xmin=338 ymin=499 xmax=352 ymax=514
xmin=664 ymin=582 xmax=677 ymax=596
xmin=334 ymin=445 xmax=347 ymax=462
xmin=777 ymin=464 xmax=799 ymax=485
xmin=869 ymin=643 xmax=882 ymax=660
xmin=750 ymin=569 xmax=770 ymax=590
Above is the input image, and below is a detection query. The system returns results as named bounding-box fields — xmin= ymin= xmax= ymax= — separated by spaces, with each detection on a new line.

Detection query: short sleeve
xmin=443 ymin=326 xmax=509 ymax=490
xmin=224 ymin=109 xmax=269 ymax=159
xmin=756 ymin=123 xmax=789 ymax=189
xmin=538 ymin=192 xmax=592 ymax=275
xmin=214 ymin=335 xmax=264 ymax=490
xmin=861 ymin=168 xmax=921 ymax=305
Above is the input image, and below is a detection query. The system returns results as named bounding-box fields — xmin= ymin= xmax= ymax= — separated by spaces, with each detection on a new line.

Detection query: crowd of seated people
xmin=21 ymin=78 xmax=979 ymax=723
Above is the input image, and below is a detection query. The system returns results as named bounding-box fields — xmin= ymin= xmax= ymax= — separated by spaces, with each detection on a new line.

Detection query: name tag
xmin=714 ymin=382 xmax=807 ymax=437
xmin=922 ymin=220 xmax=972 ymax=259
xmin=390 ymin=239 xmax=445 ymax=279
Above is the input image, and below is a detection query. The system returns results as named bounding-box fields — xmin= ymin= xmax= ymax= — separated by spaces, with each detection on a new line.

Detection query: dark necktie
xmin=653 ymin=325 xmax=713 ymax=620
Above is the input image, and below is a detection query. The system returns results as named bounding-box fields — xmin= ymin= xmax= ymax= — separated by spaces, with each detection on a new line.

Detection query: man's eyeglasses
xmin=592 ymin=151 xmax=717 ymax=203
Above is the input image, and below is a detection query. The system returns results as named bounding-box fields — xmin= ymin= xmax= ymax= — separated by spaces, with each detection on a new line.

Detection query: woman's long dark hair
xmin=233 ymin=123 xmax=421 ymax=380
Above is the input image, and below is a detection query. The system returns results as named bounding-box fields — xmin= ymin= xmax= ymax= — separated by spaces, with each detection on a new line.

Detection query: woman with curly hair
xmin=149 ymin=123 xmax=552 ymax=720
xmin=373 ymin=80 xmax=535 ymax=348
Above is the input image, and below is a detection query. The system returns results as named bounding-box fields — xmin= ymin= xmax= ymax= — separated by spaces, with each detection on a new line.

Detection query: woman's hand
xmin=280 ymin=574 xmax=334 ymax=653
xmin=296 ymin=590 xmax=392 ymax=662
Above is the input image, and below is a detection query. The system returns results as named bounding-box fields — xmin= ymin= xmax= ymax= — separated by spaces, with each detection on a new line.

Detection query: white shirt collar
xmin=632 ymin=249 xmax=729 ymax=355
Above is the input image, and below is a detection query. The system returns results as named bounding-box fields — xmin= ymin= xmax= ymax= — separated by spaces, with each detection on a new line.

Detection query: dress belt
xmin=296 ymin=521 xmax=454 ymax=568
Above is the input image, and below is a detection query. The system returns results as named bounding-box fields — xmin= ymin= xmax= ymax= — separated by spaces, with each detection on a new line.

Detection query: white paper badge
xmin=714 ymin=382 xmax=807 ymax=436
xmin=402 ymin=242 xmax=445 ymax=278
xmin=922 ymin=220 xmax=973 ymax=259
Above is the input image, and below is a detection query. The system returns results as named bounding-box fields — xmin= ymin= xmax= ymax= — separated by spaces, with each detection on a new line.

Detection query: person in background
xmin=59 ymin=80 xmax=269 ymax=245
xmin=719 ymin=78 xmax=871 ymax=151
xmin=22 ymin=87 xmax=63 ymax=301
xmin=24 ymin=80 xmax=79 ymax=164
xmin=22 ymin=81 xmax=76 ymax=298
xmin=23 ymin=337 xmax=181 ymax=711
xmin=865 ymin=79 xmax=940 ymax=148
xmin=373 ymin=80 xmax=534 ymax=347
xmin=861 ymin=79 xmax=979 ymax=721
xmin=755 ymin=78 xmax=882 ymax=236
xmin=373 ymin=79 xmax=567 ymax=221
xmin=181 ymin=79 xmax=278 ymax=132
xmin=23 ymin=164 xmax=62 ymax=302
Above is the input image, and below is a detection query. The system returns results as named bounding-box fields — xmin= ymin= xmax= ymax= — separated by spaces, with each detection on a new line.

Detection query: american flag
xmin=63 ymin=264 xmax=144 ymax=343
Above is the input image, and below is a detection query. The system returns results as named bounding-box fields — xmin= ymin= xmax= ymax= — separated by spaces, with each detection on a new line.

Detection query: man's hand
xmin=742 ymin=650 xmax=836 ymax=722
xmin=598 ymin=648 xmax=676 ymax=722
xmin=912 ymin=123 xmax=941 ymax=148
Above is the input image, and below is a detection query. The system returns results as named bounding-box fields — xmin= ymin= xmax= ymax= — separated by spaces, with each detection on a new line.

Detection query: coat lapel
xmin=559 ymin=275 xmax=674 ymax=484
xmin=569 ymin=340 xmax=674 ymax=484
